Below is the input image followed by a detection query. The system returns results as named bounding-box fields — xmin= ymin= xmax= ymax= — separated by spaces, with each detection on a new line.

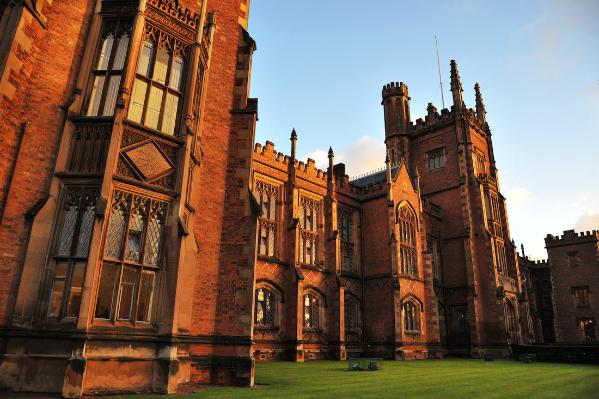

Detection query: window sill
xmin=91 ymin=318 xmax=157 ymax=332
xmin=404 ymin=331 xmax=421 ymax=336
xmin=69 ymin=115 xmax=115 ymax=123
xmin=254 ymin=325 xmax=279 ymax=331
xmin=122 ymin=119 xmax=184 ymax=146
xmin=303 ymin=328 xmax=323 ymax=333
xmin=257 ymin=255 xmax=288 ymax=266
xmin=300 ymin=263 xmax=329 ymax=273
xmin=397 ymin=273 xmax=423 ymax=282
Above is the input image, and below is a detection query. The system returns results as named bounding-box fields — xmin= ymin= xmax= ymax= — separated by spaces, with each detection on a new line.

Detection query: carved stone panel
xmin=125 ymin=142 xmax=173 ymax=180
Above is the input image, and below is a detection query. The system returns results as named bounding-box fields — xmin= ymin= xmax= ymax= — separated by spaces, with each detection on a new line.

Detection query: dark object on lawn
xmin=520 ymin=354 xmax=537 ymax=363
xmin=484 ymin=354 xmax=494 ymax=361
xmin=348 ymin=358 xmax=382 ymax=371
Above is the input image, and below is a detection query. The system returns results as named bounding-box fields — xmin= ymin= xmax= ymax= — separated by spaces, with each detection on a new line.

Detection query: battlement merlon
xmin=545 ymin=229 xmax=599 ymax=247
xmin=382 ymin=81 xmax=410 ymax=101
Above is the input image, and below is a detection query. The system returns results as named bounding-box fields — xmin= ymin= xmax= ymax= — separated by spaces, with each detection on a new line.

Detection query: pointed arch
xmin=303 ymin=286 xmax=326 ymax=331
xmin=401 ymin=295 xmax=422 ymax=335
xmin=396 ymin=201 xmax=418 ymax=276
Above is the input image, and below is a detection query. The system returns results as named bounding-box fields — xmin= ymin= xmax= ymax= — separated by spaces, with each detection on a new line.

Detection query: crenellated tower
xmin=382 ymin=82 xmax=411 ymax=166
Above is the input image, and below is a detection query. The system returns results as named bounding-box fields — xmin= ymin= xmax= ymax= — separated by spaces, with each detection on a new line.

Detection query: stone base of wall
xmin=0 ymin=333 xmax=254 ymax=397
xmin=512 ymin=344 xmax=599 ymax=364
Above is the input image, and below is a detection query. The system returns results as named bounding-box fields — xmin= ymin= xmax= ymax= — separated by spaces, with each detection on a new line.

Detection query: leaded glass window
xmin=95 ymin=189 xmax=167 ymax=324
xmin=255 ymin=180 xmax=278 ymax=257
xmin=344 ymin=295 xmax=361 ymax=342
xmin=299 ymin=196 xmax=320 ymax=266
xmin=255 ymin=287 xmax=276 ymax=327
xmin=426 ymin=147 xmax=446 ymax=172
xmin=304 ymin=293 xmax=320 ymax=330
xmin=338 ymin=206 xmax=354 ymax=271
xmin=128 ymin=35 xmax=185 ymax=135
xmin=398 ymin=204 xmax=417 ymax=276
xmin=403 ymin=300 xmax=420 ymax=334
xmin=86 ymin=22 xmax=131 ymax=117
xmin=47 ymin=186 xmax=99 ymax=319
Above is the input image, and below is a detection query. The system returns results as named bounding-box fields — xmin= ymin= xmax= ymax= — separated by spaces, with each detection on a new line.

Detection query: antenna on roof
xmin=435 ymin=35 xmax=445 ymax=109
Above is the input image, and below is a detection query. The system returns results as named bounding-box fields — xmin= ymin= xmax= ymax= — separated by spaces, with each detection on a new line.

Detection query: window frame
xmin=254 ymin=179 xmax=280 ymax=258
xmin=93 ymin=189 xmax=168 ymax=326
xmin=254 ymin=286 xmax=278 ymax=329
xmin=46 ymin=186 xmax=100 ymax=321
xmin=402 ymin=300 xmax=421 ymax=335
xmin=127 ymin=38 xmax=185 ymax=136
xmin=426 ymin=147 xmax=446 ymax=172
xmin=299 ymin=195 xmax=321 ymax=266
xmin=397 ymin=203 xmax=418 ymax=277
xmin=85 ymin=22 xmax=131 ymax=117
xmin=303 ymin=292 xmax=323 ymax=331
xmin=572 ymin=286 xmax=591 ymax=308
xmin=338 ymin=205 xmax=355 ymax=272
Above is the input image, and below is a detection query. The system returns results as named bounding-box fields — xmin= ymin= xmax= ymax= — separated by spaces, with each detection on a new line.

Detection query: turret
xmin=382 ymin=82 xmax=411 ymax=166
xmin=475 ymin=83 xmax=486 ymax=125
xmin=450 ymin=60 xmax=464 ymax=111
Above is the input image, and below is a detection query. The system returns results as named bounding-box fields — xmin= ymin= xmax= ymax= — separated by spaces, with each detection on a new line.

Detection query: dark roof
xmin=350 ymin=165 xmax=399 ymax=189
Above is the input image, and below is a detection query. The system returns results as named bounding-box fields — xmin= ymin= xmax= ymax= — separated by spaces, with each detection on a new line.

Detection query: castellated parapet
xmin=545 ymin=229 xmax=599 ymax=247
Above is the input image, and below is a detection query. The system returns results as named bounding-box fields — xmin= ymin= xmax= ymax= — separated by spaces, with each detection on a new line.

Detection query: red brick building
xmin=544 ymin=230 xmax=599 ymax=343
xmin=0 ymin=0 xmax=535 ymax=397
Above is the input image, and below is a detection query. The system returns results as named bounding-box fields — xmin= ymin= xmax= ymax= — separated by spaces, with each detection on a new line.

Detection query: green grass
xmin=127 ymin=359 xmax=599 ymax=399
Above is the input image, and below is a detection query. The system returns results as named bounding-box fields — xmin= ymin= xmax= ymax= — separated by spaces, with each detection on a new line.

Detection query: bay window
xmin=128 ymin=39 xmax=185 ymax=135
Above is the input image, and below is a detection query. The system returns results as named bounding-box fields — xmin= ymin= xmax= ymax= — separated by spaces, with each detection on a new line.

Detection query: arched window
xmin=398 ymin=204 xmax=417 ymax=276
xmin=304 ymin=293 xmax=321 ymax=330
xmin=344 ymin=295 xmax=362 ymax=342
xmin=402 ymin=300 xmax=420 ymax=334
xmin=505 ymin=300 xmax=519 ymax=344
xmin=255 ymin=287 xmax=276 ymax=327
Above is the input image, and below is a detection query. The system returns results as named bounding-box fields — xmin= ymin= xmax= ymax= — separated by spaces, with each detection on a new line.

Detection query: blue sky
xmin=247 ymin=0 xmax=599 ymax=259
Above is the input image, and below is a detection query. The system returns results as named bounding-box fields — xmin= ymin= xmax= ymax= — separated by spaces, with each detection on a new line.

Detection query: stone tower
xmin=382 ymin=81 xmax=411 ymax=166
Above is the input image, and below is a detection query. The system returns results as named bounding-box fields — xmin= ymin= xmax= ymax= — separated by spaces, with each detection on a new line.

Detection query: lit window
xmin=255 ymin=180 xmax=278 ymax=257
xmin=128 ymin=41 xmax=185 ymax=135
xmin=398 ymin=204 xmax=417 ymax=276
xmin=47 ymin=187 xmax=99 ymax=319
xmin=95 ymin=190 xmax=166 ymax=323
xmin=255 ymin=287 xmax=276 ymax=327
xmin=402 ymin=300 xmax=420 ymax=334
xmin=304 ymin=293 xmax=320 ymax=330
xmin=87 ymin=27 xmax=130 ymax=117
xmin=426 ymin=147 xmax=446 ymax=171
xmin=474 ymin=148 xmax=486 ymax=175
xmin=338 ymin=206 xmax=355 ymax=272
xmin=577 ymin=318 xmax=596 ymax=342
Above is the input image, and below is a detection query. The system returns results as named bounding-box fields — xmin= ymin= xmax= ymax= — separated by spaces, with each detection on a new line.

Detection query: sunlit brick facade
xmin=0 ymin=0 xmax=536 ymax=397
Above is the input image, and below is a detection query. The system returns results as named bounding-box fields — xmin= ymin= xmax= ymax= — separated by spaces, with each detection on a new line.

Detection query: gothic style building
xmin=521 ymin=230 xmax=599 ymax=344
xmin=0 ymin=0 xmax=534 ymax=397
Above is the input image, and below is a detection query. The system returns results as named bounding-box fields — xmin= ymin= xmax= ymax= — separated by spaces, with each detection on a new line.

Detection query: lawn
xmin=126 ymin=359 xmax=599 ymax=399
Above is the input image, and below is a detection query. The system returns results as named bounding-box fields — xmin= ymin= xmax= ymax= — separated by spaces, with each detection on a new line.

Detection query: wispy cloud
xmin=301 ymin=135 xmax=386 ymax=178
xmin=505 ymin=187 xmax=533 ymax=206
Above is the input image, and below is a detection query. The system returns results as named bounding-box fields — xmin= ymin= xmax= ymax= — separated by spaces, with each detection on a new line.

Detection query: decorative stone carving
xmin=124 ymin=142 xmax=174 ymax=180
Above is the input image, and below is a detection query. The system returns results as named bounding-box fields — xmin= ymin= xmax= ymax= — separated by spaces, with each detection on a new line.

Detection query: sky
xmin=247 ymin=0 xmax=599 ymax=260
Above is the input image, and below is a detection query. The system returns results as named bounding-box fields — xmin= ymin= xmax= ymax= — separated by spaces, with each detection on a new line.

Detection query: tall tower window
xmin=398 ymin=204 xmax=417 ymax=276
xmin=87 ymin=24 xmax=131 ymax=117
xmin=303 ymin=293 xmax=321 ymax=330
xmin=299 ymin=196 xmax=320 ymax=266
xmin=254 ymin=180 xmax=279 ymax=257
xmin=95 ymin=190 xmax=167 ymax=324
xmin=338 ymin=206 xmax=354 ymax=271
xmin=128 ymin=37 xmax=185 ymax=135
xmin=47 ymin=187 xmax=99 ymax=319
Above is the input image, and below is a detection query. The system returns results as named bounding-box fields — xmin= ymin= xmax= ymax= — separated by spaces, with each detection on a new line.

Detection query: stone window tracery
xmin=398 ymin=204 xmax=417 ymax=276
xmin=474 ymin=148 xmax=486 ymax=176
xmin=128 ymin=25 xmax=186 ymax=135
xmin=303 ymin=292 xmax=321 ymax=330
xmin=87 ymin=22 xmax=131 ymax=117
xmin=299 ymin=196 xmax=320 ymax=266
xmin=254 ymin=287 xmax=276 ymax=327
xmin=255 ymin=180 xmax=278 ymax=257
xmin=402 ymin=300 xmax=420 ymax=334
xmin=573 ymin=286 xmax=591 ymax=308
xmin=338 ymin=206 xmax=354 ymax=271
xmin=47 ymin=186 xmax=99 ymax=319
xmin=94 ymin=190 xmax=167 ymax=324
xmin=344 ymin=295 xmax=362 ymax=342
xmin=426 ymin=147 xmax=446 ymax=172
